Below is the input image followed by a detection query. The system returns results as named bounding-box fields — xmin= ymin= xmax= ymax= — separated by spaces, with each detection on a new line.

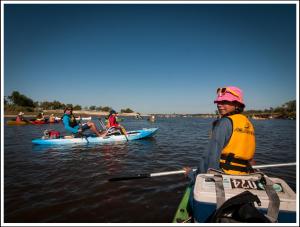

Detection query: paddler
xmin=35 ymin=112 xmax=45 ymax=122
xmin=62 ymin=107 xmax=104 ymax=137
xmin=16 ymin=112 xmax=26 ymax=122
xmin=49 ymin=114 xmax=56 ymax=123
xmin=102 ymin=110 xmax=128 ymax=137
xmin=185 ymin=86 xmax=256 ymax=178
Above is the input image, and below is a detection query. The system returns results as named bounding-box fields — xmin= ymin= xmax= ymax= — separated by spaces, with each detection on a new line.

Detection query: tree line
xmin=244 ymin=100 xmax=296 ymax=119
xmin=4 ymin=91 xmax=134 ymax=113
xmin=4 ymin=91 xmax=296 ymax=118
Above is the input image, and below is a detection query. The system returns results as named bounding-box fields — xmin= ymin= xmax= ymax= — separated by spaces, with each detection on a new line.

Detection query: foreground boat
xmin=32 ymin=128 xmax=158 ymax=145
xmin=173 ymin=170 xmax=296 ymax=223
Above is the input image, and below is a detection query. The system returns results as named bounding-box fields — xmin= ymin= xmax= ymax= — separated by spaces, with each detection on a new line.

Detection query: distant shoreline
xmin=4 ymin=110 xmax=218 ymax=118
xmin=4 ymin=110 xmax=146 ymax=118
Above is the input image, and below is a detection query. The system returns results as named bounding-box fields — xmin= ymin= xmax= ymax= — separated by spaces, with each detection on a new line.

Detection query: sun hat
xmin=18 ymin=112 xmax=24 ymax=115
xmin=214 ymin=86 xmax=245 ymax=107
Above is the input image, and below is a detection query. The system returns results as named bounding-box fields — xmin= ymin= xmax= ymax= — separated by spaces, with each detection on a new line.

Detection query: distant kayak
xmin=7 ymin=120 xmax=60 ymax=125
xmin=7 ymin=120 xmax=29 ymax=126
xmin=30 ymin=120 xmax=48 ymax=125
xmin=32 ymin=128 xmax=158 ymax=145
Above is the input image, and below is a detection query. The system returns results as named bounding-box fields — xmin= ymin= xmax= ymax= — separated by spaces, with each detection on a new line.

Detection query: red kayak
xmin=30 ymin=120 xmax=60 ymax=124
xmin=30 ymin=120 xmax=48 ymax=124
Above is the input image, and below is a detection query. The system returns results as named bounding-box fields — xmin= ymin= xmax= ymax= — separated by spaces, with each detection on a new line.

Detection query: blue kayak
xmin=32 ymin=128 xmax=158 ymax=145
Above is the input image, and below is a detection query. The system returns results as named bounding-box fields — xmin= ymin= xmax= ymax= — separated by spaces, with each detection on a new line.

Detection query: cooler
xmin=192 ymin=173 xmax=296 ymax=223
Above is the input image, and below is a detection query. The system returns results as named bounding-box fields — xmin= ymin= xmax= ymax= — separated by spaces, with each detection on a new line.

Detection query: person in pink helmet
xmin=185 ymin=86 xmax=256 ymax=177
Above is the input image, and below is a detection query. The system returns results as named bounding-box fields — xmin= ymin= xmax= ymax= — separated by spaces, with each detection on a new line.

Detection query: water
xmin=3 ymin=117 xmax=297 ymax=223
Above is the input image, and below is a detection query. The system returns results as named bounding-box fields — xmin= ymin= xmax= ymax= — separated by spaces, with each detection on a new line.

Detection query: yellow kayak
xmin=7 ymin=120 xmax=30 ymax=126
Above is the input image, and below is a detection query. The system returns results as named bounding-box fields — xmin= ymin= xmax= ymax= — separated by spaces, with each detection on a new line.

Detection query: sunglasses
xmin=216 ymin=87 xmax=240 ymax=98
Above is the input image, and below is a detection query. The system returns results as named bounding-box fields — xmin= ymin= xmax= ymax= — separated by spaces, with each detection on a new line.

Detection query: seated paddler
xmin=184 ymin=86 xmax=256 ymax=180
xmin=62 ymin=107 xmax=103 ymax=137
xmin=102 ymin=109 xmax=128 ymax=137
xmin=16 ymin=112 xmax=26 ymax=122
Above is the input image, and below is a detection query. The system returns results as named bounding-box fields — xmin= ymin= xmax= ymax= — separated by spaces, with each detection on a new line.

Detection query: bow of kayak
xmin=32 ymin=128 xmax=158 ymax=145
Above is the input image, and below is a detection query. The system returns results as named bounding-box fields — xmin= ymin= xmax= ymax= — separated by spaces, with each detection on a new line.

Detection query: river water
xmin=3 ymin=117 xmax=297 ymax=223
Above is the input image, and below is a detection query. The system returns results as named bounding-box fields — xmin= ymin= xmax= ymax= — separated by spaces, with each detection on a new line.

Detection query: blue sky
xmin=3 ymin=2 xmax=297 ymax=114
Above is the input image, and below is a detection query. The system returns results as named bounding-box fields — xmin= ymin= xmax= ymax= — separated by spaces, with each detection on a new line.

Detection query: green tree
xmin=8 ymin=91 xmax=35 ymax=107
xmin=34 ymin=101 xmax=39 ymax=107
xmin=120 ymin=108 xmax=134 ymax=113
xmin=65 ymin=104 xmax=73 ymax=109
xmin=284 ymin=100 xmax=296 ymax=112
xmin=52 ymin=100 xmax=65 ymax=109
xmin=40 ymin=101 xmax=51 ymax=109
xmin=89 ymin=105 xmax=96 ymax=111
xmin=101 ymin=106 xmax=112 ymax=112
xmin=96 ymin=106 xmax=103 ymax=111
xmin=73 ymin=105 xmax=82 ymax=110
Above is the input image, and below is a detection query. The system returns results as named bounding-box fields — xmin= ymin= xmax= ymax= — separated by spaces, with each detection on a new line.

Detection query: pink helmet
xmin=214 ymin=86 xmax=245 ymax=107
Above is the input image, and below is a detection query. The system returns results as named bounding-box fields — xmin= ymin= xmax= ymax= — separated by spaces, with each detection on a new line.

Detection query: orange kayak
xmin=6 ymin=120 xmax=30 ymax=126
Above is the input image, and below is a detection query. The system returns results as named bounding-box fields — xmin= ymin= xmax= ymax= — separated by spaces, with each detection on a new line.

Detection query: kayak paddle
xmin=108 ymin=162 xmax=296 ymax=182
xmin=98 ymin=118 xmax=107 ymax=130
xmin=120 ymin=126 xmax=129 ymax=141
xmin=108 ymin=170 xmax=189 ymax=182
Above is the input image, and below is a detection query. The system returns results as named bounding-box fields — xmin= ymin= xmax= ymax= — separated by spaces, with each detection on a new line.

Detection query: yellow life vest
xmin=220 ymin=114 xmax=256 ymax=175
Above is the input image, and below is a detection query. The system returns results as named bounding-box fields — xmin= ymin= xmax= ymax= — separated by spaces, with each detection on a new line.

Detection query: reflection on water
xmin=3 ymin=117 xmax=296 ymax=223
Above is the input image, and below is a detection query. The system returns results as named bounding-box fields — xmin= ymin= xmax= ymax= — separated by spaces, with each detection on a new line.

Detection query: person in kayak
xmin=62 ymin=107 xmax=103 ymax=137
xmin=49 ymin=114 xmax=56 ymax=123
xmin=35 ymin=112 xmax=45 ymax=122
xmin=16 ymin=112 xmax=26 ymax=122
xmin=103 ymin=110 xmax=128 ymax=136
xmin=185 ymin=86 xmax=256 ymax=178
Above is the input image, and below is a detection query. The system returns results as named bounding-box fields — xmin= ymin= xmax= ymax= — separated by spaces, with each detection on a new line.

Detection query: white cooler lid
xmin=193 ymin=173 xmax=296 ymax=212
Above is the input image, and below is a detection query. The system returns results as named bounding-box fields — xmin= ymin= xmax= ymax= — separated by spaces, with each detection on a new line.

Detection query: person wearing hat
xmin=106 ymin=110 xmax=119 ymax=128
xmin=102 ymin=109 xmax=127 ymax=137
xmin=62 ymin=107 xmax=103 ymax=137
xmin=16 ymin=112 xmax=26 ymax=122
xmin=185 ymin=86 xmax=256 ymax=178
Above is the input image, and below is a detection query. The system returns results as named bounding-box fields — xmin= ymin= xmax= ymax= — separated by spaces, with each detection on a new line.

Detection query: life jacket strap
xmin=220 ymin=153 xmax=253 ymax=173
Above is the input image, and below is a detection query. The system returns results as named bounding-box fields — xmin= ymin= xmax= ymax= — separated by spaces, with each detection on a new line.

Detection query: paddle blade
xmin=108 ymin=173 xmax=150 ymax=182
xmin=120 ymin=126 xmax=129 ymax=141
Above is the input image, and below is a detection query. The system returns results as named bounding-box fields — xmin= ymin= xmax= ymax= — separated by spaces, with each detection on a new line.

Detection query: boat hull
xmin=7 ymin=120 xmax=60 ymax=125
xmin=32 ymin=128 xmax=158 ymax=145
xmin=7 ymin=120 xmax=29 ymax=125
